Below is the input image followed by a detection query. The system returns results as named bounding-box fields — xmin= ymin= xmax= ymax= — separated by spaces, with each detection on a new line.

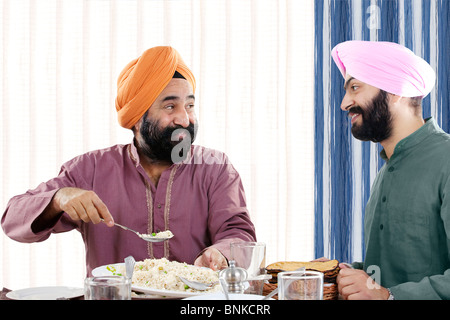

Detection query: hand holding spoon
xmin=100 ymin=219 xmax=173 ymax=242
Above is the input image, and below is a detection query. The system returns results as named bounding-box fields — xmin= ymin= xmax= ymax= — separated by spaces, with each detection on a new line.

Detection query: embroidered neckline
xmin=144 ymin=165 xmax=178 ymax=259
xmin=127 ymin=143 xmax=179 ymax=259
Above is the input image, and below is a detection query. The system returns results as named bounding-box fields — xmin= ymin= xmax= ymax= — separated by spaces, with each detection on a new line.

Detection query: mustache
xmin=163 ymin=123 xmax=196 ymax=143
xmin=139 ymin=119 xmax=197 ymax=163
xmin=347 ymin=106 xmax=364 ymax=115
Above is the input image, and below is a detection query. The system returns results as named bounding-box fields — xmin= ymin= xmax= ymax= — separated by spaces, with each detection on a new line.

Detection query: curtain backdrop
xmin=1 ymin=0 xmax=315 ymax=289
xmin=314 ymin=0 xmax=450 ymax=263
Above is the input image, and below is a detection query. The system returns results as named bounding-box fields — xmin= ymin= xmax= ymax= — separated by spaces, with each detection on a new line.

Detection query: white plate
xmin=92 ymin=263 xmax=216 ymax=298
xmin=6 ymin=286 xmax=84 ymax=300
xmin=183 ymin=293 xmax=272 ymax=300
xmin=92 ymin=263 xmax=126 ymax=277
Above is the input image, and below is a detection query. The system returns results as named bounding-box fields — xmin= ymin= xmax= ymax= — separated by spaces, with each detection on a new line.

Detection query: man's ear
xmin=389 ymin=93 xmax=403 ymax=105
xmin=132 ymin=116 xmax=144 ymax=135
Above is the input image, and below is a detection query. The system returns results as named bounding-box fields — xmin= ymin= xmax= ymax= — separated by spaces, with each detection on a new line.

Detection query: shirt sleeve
xmin=1 ymin=159 xmax=88 ymax=243
xmin=203 ymin=159 xmax=257 ymax=259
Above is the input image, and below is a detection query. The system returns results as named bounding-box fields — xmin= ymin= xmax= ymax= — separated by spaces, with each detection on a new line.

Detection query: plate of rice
xmin=92 ymin=258 xmax=221 ymax=298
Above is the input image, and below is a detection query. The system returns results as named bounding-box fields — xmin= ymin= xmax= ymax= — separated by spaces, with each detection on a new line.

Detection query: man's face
xmin=341 ymin=75 xmax=393 ymax=142
xmin=135 ymin=78 xmax=197 ymax=163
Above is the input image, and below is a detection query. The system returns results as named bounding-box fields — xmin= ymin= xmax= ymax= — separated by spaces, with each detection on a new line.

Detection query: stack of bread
xmin=265 ymin=259 xmax=340 ymax=300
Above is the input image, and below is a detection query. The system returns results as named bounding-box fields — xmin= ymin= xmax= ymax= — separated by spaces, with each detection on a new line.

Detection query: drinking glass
xmin=230 ymin=241 xmax=266 ymax=295
xmin=278 ymin=270 xmax=323 ymax=300
xmin=84 ymin=276 xmax=131 ymax=300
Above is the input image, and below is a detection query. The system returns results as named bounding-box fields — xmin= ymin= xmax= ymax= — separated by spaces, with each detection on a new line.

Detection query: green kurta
xmin=363 ymin=118 xmax=450 ymax=300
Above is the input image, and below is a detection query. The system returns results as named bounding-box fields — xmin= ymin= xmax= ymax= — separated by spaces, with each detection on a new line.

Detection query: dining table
xmin=1 ymin=283 xmax=279 ymax=300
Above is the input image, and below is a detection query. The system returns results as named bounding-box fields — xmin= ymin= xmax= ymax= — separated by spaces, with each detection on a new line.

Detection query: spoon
xmin=179 ymin=277 xmax=219 ymax=291
xmin=100 ymin=219 xmax=174 ymax=242
xmin=124 ymin=256 xmax=135 ymax=280
xmin=179 ymin=274 xmax=272 ymax=291
xmin=219 ymin=278 xmax=230 ymax=300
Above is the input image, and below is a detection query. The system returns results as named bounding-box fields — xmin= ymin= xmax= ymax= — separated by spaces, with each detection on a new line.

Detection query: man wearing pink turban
xmin=2 ymin=46 xmax=256 ymax=275
xmin=332 ymin=41 xmax=450 ymax=300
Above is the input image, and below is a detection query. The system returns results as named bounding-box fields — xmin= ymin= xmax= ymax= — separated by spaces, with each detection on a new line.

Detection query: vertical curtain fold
xmin=314 ymin=0 xmax=325 ymax=260
xmin=329 ymin=0 xmax=354 ymax=263
xmin=437 ymin=0 xmax=449 ymax=132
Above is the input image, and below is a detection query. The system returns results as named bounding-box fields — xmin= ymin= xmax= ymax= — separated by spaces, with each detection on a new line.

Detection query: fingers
xmin=194 ymin=255 xmax=202 ymax=267
xmin=194 ymin=248 xmax=228 ymax=271
xmin=337 ymin=267 xmax=387 ymax=300
xmin=312 ymin=257 xmax=329 ymax=262
xmin=337 ymin=269 xmax=356 ymax=299
xmin=55 ymin=187 xmax=113 ymax=226
xmin=209 ymin=249 xmax=228 ymax=270
xmin=92 ymin=196 xmax=114 ymax=226
xmin=339 ymin=262 xmax=353 ymax=269
xmin=339 ymin=283 xmax=361 ymax=300
xmin=337 ymin=266 xmax=357 ymax=285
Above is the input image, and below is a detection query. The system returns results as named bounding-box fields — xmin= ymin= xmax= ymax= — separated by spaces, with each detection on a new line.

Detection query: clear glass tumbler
xmin=84 ymin=276 xmax=131 ymax=300
xmin=278 ymin=270 xmax=323 ymax=300
xmin=230 ymin=241 xmax=266 ymax=295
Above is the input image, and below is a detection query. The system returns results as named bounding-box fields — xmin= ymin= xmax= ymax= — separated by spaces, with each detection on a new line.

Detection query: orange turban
xmin=115 ymin=46 xmax=196 ymax=129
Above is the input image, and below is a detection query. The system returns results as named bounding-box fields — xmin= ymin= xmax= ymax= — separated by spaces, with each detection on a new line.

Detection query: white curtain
xmin=0 ymin=0 xmax=314 ymax=290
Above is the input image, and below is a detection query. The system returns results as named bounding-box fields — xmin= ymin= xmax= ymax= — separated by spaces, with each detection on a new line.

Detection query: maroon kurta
xmin=1 ymin=142 xmax=256 ymax=275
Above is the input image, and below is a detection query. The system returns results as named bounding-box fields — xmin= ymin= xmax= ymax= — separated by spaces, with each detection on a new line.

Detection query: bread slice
xmin=266 ymin=260 xmax=340 ymax=283
xmin=266 ymin=259 xmax=339 ymax=272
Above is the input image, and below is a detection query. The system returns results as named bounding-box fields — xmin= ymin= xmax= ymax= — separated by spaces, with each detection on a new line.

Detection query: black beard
xmin=349 ymin=90 xmax=392 ymax=143
xmin=138 ymin=117 xmax=197 ymax=163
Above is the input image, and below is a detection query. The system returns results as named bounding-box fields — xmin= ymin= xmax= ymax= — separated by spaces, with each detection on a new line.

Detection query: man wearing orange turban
xmin=2 ymin=46 xmax=256 ymax=275
xmin=115 ymin=46 xmax=196 ymax=129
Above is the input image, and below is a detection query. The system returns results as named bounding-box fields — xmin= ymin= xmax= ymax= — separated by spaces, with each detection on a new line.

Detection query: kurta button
xmin=388 ymin=167 xmax=395 ymax=172
xmin=382 ymin=196 xmax=387 ymax=202
xmin=380 ymin=224 xmax=384 ymax=230
xmin=157 ymin=204 xmax=162 ymax=209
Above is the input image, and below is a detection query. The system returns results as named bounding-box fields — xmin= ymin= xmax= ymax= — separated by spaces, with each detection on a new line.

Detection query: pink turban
xmin=115 ymin=46 xmax=196 ymax=129
xmin=331 ymin=41 xmax=435 ymax=97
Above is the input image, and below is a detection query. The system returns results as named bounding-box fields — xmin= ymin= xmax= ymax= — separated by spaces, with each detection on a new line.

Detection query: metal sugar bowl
xmin=219 ymin=260 xmax=248 ymax=294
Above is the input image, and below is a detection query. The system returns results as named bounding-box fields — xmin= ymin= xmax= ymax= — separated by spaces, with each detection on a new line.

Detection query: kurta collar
xmin=380 ymin=117 xmax=440 ymax=161
xmin=129 ymin=139 xmax=141 ymax=166
xmin=128 ymin=139 xmax=190 ymax=179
